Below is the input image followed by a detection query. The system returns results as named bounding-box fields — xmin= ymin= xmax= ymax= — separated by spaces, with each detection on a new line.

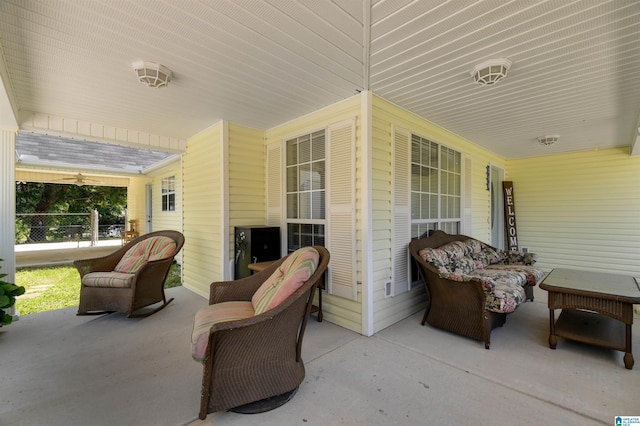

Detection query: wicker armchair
xmin=74 ymin=230 xmax=184 ymax=318
xmin=192 ymin=246 xmax=329 ymax=419
xmin=409 ymin=231 xmax=540 ymax=349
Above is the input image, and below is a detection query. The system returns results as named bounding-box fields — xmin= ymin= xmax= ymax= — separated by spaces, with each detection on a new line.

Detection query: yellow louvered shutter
xmin=392 ymin=126 xmax=411 ymax=295
xmin=327 ymin=119 xmax=356 ymax=300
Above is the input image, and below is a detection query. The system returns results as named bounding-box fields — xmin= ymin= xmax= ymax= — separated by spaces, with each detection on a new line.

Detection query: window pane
xmin=301 ymin=224 xmax=313 ymax=247
xmin=287 ymin=194 xmax=298 ymax=219
xmin=299 ymin=134 xmax=311 ymax=163
xmin=312 ymin=131 xmax=325 ymax=161
xmin=430 ymin=195 xmax=438 ymax=218
xmin=287 ymin=223 xmax=300 ymax=252
xmin=287 ymin=166 xmax=298 ymax=192
xmin=312 ymin=191 xmax=325 ymax=220
xmin=430 ymin=168 xmax=438 ymax=193
xmin=311 ymin=162 xmax=325 ymax=190
xmin=411 ymin=192 xmax=420 ymax=219
xmin=286 ymin=139 xmax=297 ymax=166
xmin=420 ymin=166 xmax=429 ymax=193
xmin=299 ymin=192 xmax=311 ymax=219
xmin=420 ymin=194 xmax=429 ymax=219
xmin=411 ymin=139 xmax=420 ymax=164
xmin=313 ymin=224 xmax=325 ymax=246
xmin=299 ymin=163 xmax=312 ymax=190
xmin=411 ymin=164 xmax=420 ymax=191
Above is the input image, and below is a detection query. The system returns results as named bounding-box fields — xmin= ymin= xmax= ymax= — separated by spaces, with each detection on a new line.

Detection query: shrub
xmin=0 ymin=259 xmax=26 ymax=326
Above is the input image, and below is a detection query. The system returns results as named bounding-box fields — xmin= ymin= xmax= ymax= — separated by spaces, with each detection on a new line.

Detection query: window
xmin=285 ymin=130 xmax=325 ymax=251
xmin=161 ymin=176 xmax=176 ymax=212
xmin=410 ymin=134 xmax=461 ymax=238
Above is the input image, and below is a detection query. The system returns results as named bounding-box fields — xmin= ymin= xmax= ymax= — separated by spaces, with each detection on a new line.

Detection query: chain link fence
xmin=16 ymin=212 xmax=125 ymax=245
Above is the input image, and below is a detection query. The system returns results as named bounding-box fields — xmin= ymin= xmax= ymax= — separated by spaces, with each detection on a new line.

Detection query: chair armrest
xmin=208 ymin=256 xmax=287 ymax=304
xmin=73 ymin=250 xmax=125 ymax=277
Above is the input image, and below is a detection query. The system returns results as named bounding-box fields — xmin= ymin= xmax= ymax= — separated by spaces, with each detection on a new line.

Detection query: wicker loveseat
xmin=409 ymin=231 xmax=544 ymax=349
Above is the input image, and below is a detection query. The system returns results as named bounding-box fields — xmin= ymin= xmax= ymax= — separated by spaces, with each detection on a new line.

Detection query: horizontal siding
xmin=148 ymin=161 xmax=182 ymax=238
xmin=127 ymin=176 xmax=150 ymax=237
xmin=182 ymin=124 xmax=223 ymax=297
xmin=228 ymin=123 xmax=267 ymax=262
xmin=266 ymin=95 xmax=363 ymax=334
xmin=371 ymin=96 xmax=504 ymax=333
xmin=507 ymin=147 xmax=640 ymax=276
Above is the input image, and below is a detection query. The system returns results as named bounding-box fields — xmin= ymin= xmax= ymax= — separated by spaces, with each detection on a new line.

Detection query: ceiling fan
xmin=56 ymin=173 xmax=103 ymax=186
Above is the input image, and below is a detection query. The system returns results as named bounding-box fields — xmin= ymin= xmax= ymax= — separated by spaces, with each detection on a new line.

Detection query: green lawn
xmin=15 ymin=263 xmax=182 ymax=315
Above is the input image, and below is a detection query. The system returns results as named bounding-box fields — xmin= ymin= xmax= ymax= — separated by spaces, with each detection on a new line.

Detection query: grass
xmin=15 ymin=263 xmax=182 ymax=315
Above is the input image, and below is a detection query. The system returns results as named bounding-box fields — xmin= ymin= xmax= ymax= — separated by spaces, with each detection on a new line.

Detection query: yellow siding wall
xmin=507 ymin=148 xmax=640 ymax=276
xmin=228 ymin=123 xmax=267 ymax=263
xmin=371 ymin=96 xmax=506 ymax=332
xmin=148 ymin=160 xmax=182 ymax=234
xmin=127 ymin=176 xmax=151 ymax=233
xmin=182 ymin=123 xmax=223 ymax=297
xmin=147 ymin=160 xmax=183 ymax=265
xmin=265 ymin=96 xmax=363 ymax=333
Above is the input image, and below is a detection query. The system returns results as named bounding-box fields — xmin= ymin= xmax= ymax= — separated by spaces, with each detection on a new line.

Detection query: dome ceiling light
xmin=538 ymin=135 xmax=559 ymax=146
xmin=132 ymin=61 xmax=172 ymax=88
xmin=470 ymin=58 xmax=512 ymax=86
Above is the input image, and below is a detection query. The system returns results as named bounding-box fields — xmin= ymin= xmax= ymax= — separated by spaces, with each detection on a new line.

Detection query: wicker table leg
xmin=548 ymin=308 xmax=557 ymax=349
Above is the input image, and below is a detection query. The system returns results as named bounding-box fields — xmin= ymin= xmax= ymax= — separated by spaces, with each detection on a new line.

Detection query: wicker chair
xmin=409 ymin=230 xmax=537 ymax=349
xmin=192 ymin=246 xmax=329 ymax=419
xmin=74 ymin=230 xmax=184 ymax=318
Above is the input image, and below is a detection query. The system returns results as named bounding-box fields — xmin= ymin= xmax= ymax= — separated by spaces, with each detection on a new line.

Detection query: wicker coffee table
xmin=539 ymin=268 xmax=640 ymax=370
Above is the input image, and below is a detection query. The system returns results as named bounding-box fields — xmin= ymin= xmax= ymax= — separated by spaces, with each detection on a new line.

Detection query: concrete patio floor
xmin=2 ymin=284 xmax=639 ymax=426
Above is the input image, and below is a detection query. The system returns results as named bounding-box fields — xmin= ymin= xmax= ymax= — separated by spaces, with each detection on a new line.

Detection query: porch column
xmin=0 ymin=129 xmax=17 ymax=319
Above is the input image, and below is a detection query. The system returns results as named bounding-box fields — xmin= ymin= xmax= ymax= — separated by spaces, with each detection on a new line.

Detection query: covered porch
xmin=2 ymin=285 xmax=638 ymax=425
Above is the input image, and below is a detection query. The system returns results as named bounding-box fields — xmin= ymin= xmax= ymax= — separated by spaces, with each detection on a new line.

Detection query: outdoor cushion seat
xmin=192 ymin=246 xmax=329 ymax=420
xmin=81 ymin=271 xmax=135 ymax=288
xmin=74 ymin=230 xmax=184 ymax=318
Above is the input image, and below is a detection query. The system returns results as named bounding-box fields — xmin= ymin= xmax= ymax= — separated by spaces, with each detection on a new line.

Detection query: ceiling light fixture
xmin=470 ymin=58 xmax=512 ymax=86
xmin=132 ymin=61 xmax=172 ymax=88
xmin=538 ymin=135 xmax=559 ymax=146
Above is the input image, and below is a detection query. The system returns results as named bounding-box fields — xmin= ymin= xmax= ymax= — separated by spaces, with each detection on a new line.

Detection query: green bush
xmin=1 ymin=259 xmax=26 ymax=325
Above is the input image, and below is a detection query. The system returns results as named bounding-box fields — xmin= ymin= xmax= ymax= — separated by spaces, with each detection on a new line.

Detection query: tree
xmin=16 ymin=182 xmax=127 ymax=242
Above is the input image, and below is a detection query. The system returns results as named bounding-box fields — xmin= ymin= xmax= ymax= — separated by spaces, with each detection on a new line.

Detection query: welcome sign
xmin=503 ymin=181 xmax=518 ymax=251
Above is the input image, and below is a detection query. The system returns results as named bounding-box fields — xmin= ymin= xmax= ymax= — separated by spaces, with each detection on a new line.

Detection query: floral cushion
xmin=466 ymin=268 xmax=529 ymax=288
xmin=114 ymin=236 xmax=177 ymax=274
xmin=82 ymin=271 xmax=135 ymax=288
xmin=190 ymin=301 xmax=255 ymax=362
xmin=437 ymin=271 xmax=526 ymax=313
xmin=485 ymin=280 xmax=526 ymax=313
xmin=499 ymin=250 xmax=538 ymax=265
xmin=419 ymin=237 xmax=544 ymax=314
xmin=252 ymin=247 xmax=319 ymax=315
xmin=419 ymin=241 xmax=476 ymax=275
xmin=484 ymin=264 xmax=545 ymax=285
xmin=418 ymin=248 xmax=449 ymax=273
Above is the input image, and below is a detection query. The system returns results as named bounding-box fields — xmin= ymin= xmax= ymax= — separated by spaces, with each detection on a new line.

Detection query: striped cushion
xmin=251 ymin=247 xmax=319 ymax=316
xmin=114 ymin=236 xmax=177 ymax=274
xmin=82 ymin=271 xmax=135 ymax=288
xmin=191 ymin=301 xmax=255 ymax=362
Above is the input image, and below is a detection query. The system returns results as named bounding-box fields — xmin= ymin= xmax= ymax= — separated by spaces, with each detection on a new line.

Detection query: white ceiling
xmin=1 ymin=0 xmax=639 ymax=160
